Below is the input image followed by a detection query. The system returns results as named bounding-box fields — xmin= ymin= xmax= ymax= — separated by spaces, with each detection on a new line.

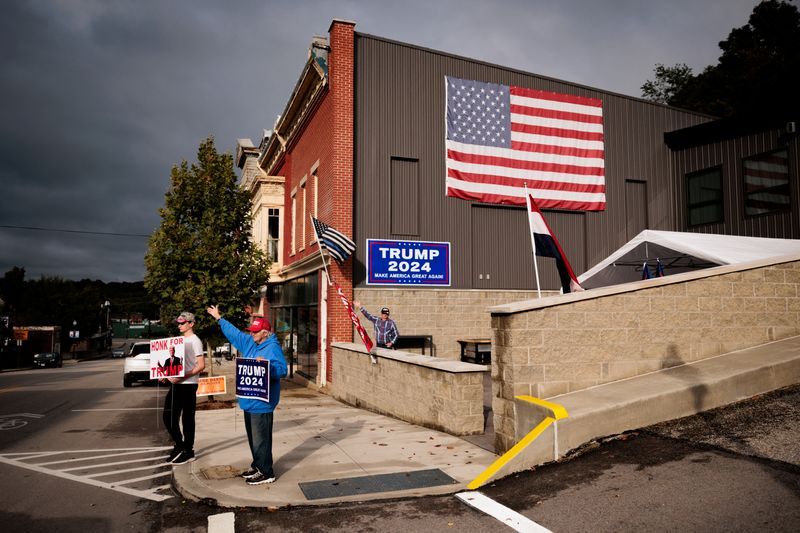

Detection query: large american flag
xmin=445 ymin=76 xmax=606 ymax=211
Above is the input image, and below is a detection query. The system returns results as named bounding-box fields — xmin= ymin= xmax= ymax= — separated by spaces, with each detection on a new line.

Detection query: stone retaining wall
xmin=490 ymin=256 xmax=800 ymax=452
xmin=353 ymin=288 xmax=541 ymax=359
xmin=328 ymin=342 xmax=487 ymax=435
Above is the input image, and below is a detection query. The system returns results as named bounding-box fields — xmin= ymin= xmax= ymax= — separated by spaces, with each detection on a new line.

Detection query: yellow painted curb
xmin=467 ymin=396 xmax=568 ymax=490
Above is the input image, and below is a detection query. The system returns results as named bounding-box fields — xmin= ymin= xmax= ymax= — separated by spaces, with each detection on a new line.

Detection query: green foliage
xmin=641 ymin=64 xmax=694 ymax=104
xmin=144 ymin=137 xmax=270 ymax=342
xmin=643 ymin=0 xmax=800 ymax=120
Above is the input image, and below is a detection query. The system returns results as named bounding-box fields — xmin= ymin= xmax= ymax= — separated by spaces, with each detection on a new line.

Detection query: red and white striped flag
xmin=334 ymin=282 xmax=374 ymax=353
xmin=446 ymin=76 xmax=605 ymax=211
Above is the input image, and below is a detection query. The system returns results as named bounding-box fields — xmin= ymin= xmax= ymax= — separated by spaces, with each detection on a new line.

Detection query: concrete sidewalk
xmin=172 ymin=381 xmax=497 ymax=508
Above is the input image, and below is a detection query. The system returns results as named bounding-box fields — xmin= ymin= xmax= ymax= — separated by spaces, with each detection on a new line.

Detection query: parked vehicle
xmin=111 ymin=344 xmax=127 ymax=358
xmin=122 ymin=341 xmax=152 ymax=387
xmin=33 ymin=351 xmax=62 ymax=368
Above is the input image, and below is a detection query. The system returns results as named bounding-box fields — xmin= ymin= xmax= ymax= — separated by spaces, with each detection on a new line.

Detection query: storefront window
xmin=268 ymin=272 xmax=318 ymax=380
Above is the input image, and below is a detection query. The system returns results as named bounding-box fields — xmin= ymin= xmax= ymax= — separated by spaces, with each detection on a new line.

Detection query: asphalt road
xmin=0 ymin=358 xmax=172 ymax=532
xmin=1 ymin=359 xmax=798 ymax=532
xmin=232 ymin=384 xmax=800 ymax=532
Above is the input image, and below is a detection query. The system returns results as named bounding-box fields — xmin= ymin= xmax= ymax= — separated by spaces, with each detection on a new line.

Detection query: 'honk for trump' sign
xmin=367 ymin=239 xmax=451 ymax=286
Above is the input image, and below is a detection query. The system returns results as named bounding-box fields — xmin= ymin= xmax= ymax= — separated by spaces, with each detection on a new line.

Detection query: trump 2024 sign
xmin=367 ymin=240 xmax=450 ymax=286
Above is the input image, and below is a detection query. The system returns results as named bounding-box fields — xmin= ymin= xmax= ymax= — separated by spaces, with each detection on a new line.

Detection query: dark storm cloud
xmin=0 ymin=0 xmax=759 ymax=282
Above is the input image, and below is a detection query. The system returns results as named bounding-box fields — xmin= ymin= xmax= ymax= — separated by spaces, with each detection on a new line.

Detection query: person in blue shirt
xmin=207 ymin=305 xmax=288 ymax=485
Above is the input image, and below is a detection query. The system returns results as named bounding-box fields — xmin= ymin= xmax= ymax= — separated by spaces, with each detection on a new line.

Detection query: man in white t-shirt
xmin=164 ymin=311 xmax=205 ymax=465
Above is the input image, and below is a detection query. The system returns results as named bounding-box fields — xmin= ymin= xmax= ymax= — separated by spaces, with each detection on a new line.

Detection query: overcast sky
xmin=0 ymin=0 xmax=760 ymax=282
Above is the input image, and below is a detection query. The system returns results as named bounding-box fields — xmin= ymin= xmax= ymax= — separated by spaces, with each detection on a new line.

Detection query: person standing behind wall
xmin=164 ymin=312 xmax=205 ymax=465
xmin=206 ymin=305 xmax=288 ymax=485
xmin=352 ymin=301 xmax=399 ymax=349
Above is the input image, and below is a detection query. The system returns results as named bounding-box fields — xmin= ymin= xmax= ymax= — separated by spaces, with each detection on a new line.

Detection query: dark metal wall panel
xmin=390 ymin=157 xmax=419 ymax=235
xmin=672 ymin=129 xmax=799 ymax=238
xmin=353 ymin=34 xmax=710 ymax=289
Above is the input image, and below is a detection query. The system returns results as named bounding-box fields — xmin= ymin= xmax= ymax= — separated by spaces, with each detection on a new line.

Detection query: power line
xmin=0 ymin=225 xmax=150 ymax=238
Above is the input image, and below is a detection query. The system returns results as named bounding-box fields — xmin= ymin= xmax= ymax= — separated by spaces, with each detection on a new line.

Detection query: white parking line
xmin=72 ymin=408 xmax=163 ymax=411
xmin=0 ymin=446 xmax=175 ymax=502
xmin=208 ymin=512 xmax=235 ymax=533
xmin=62 ymin=455 xmax=170 ymax=472
xmin=36 ymin=448 xmax=168 ymax=466
xmin=456 ymin=491 xmax=552 ymax=533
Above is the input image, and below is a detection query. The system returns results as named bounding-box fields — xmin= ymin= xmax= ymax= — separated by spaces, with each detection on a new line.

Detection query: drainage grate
xmin=299 ymin=468 xmax=457 ymax=500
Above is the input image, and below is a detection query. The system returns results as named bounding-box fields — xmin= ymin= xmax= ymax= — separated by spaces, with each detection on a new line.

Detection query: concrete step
xmin=505 ymin=335 xmax=800 ymax=479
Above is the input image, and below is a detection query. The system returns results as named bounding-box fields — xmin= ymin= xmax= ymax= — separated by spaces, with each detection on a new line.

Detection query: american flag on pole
xmin=334 ymin=282 xmax=374 ymax=353
xmin=446 ymin=76 xmax=606 ymax=211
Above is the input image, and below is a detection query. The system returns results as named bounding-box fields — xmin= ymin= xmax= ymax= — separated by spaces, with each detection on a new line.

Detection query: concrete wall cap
xmin=489 ymin=252 xmax=800 ymax=316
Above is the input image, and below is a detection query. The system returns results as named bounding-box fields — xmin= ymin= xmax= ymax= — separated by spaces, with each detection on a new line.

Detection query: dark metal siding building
xmin=353 ymin=33 xmax=711 ymax=290
xmin=667 ymin=121 xmax=799 ymax=239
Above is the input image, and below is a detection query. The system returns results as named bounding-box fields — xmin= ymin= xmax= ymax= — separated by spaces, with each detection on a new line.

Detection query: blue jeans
xmin=243 ymin=411 xmax=275 ymax=477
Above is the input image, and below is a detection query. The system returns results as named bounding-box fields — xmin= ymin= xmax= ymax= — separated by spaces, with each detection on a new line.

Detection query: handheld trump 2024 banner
xmin=236 ymin=358 xmax=270 ymax=402
xmin=367 ymin=240 xmax=451 ymax=286
xmin=150 ymin=336 xmax=185 ymax=379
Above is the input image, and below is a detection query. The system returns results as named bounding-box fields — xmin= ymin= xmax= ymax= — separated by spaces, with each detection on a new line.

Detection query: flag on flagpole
xmin=642 ymin=261 xmax=652 ymax=280
xmin=655 ymin=258 xmax=665 ymax=277
xmin=312 ymin=218 xmax=356 ymax=263
xmin=445 ymin=76 xmax=606 ymax=211
xmin=334 ymin=282 xmax=374 ymax=353
xmin=527 ymin=195 xmax=583 ymax=293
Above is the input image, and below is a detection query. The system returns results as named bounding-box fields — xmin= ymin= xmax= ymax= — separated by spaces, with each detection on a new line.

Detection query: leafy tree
xmin=642 ymin=0 xmax=800 ymax=120
xmin=0 ymin=266 xmax=26 ymax=314
xmin=144 ymin=137 xmax=270 ymax=341
xmin=640 ymin=63 xmax=694 ymax=105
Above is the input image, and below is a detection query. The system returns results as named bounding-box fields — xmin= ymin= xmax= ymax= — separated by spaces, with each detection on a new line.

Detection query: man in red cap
xmin=206 ymin=305 xmax=288 ymax=485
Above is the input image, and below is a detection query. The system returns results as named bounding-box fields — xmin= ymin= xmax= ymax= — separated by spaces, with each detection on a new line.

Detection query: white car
xmin=122 ymin=341 xmax=152 ymax=387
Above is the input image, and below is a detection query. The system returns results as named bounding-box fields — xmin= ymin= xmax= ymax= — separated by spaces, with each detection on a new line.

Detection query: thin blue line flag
xmin=312 ymin=218 xmax=356 ymax=263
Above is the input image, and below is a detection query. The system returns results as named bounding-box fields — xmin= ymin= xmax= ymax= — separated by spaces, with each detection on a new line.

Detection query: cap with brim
xmin=176 ymin=311 xmax=195 ymax=323
xmin=380 ymin=307 xmax=390 ymax=314
xmin=247 ymin=317 xmax=271 ymax=333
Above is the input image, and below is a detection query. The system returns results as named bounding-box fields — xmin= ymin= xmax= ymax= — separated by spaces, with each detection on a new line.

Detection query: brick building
xmin=237 ymin=19 xmax=799 ymax=387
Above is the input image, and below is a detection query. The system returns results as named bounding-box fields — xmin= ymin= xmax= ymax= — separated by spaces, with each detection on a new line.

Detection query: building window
xmin=313 ymin=172 xmax=319 ymax=219
xmin=686 ymin=166 xmax=723 ymax=226
xmin=300 ymin=177 xmax=307 ymax=250
xmin=291 ymin=189 xmax=297 ymax=255
xmin=267 ymin=208 xmax=280 ymax=262
xmin=743 ymin=148 xmax=790 ymax=217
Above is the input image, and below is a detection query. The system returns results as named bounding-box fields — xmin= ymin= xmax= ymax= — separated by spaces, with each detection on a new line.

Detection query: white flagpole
xmin=524 ymin=184 xmax=542 ymax=299
xmin=310 ymin=215 xmax=333 ymax=287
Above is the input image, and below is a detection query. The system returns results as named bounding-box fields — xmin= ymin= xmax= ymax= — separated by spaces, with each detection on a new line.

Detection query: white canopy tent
xmin=578 ymin=230 xmax=800 ymax=289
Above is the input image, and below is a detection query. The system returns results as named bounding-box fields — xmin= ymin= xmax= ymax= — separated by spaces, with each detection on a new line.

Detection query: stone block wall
xmin=328 ymin=343 xmax=487 ymax=435
xmin=353 ymin=288 xmax=541 ymax=359
xmin=490 ymin=257 xmax=800 ymax=452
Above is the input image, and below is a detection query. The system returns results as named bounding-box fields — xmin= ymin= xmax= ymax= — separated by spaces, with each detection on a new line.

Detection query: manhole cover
xmin=201 ymin=465 xmax=239 ymax=480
